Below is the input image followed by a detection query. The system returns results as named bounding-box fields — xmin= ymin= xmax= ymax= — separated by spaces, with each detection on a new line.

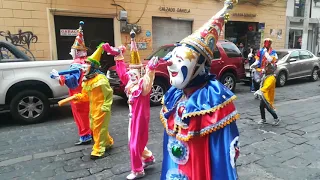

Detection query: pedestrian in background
xmin=254 ymin=63 xmax=281 ymax=125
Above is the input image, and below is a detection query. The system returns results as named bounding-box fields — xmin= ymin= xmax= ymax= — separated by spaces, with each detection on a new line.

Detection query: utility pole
xmin=301 ymin=0 xmax=311 ymax=49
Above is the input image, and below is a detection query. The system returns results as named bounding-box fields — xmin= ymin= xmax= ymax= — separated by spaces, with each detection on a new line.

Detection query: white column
xmin=302 ymin=0 xmax=311 ymax=49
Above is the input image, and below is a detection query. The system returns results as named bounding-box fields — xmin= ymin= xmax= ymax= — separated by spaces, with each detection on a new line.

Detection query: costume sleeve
xmin=62 ymin=71 xmax=81 ymax=89
xmin=74 ymin=83 xmax=89 ymax=102
xmin=101 ymin=80 xmax=113 ymax=112
xmin=255 ymin=50 xmax=260 ymax=61
xmin=142 ymin=68 xmax=156 ymax=96
xmin=260 ymin=78 xmax=272 ymax=93
xmin=115 ymin=60 xmax=129 ymax=85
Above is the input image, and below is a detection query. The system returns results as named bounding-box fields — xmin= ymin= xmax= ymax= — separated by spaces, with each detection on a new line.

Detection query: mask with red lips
xmin=166 ymin=45 xmax=201 ymax=89
xmin=128 ymin=69 xmax=140 ymax=84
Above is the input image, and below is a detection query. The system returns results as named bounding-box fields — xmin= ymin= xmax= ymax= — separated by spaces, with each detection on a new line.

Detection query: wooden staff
xmin=58 ymin=96 xmax=77 ymax=106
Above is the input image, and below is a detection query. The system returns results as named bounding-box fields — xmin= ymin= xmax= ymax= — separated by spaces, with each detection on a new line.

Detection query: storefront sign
xmin=60 ymin=29 xmax=77 ymax=36
xmin=232 ymin=13 xmax=256 ymax=17
xmin=159 ymin=6 xmax=190 ymax=13
xmin=127 ymin=42 xmax=147 ymax=50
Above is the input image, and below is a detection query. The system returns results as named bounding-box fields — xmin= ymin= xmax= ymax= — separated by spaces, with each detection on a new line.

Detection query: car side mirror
xmin=289 ymin=58 xmax=297 ymax=62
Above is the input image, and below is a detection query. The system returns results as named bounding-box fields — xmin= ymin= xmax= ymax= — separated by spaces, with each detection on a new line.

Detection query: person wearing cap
xmin=73 ymin=43 xmax=114 ymax=160
xmin=50 ymin=21 xmax=92 ymax=145
xmin=254 ymin=63 xmax=281 ymax=125
xmin=250 ymin=38 xmax=278 ymax=92
xmin=102 ymin=30 xmax=159 ymax=180
xmin=159 ymin=0 xmax=240 ymax=179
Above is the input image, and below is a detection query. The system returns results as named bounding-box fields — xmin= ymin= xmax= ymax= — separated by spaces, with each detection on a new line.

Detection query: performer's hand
xmin=50 ymin=69 xmax=60 ymax=80
xmin=147 ymin=56 xmax=160 ymax=70
xmin=248 ymin=53 xmax=253 ymax=58
xmin=254 ymin=90 xmax=262 ymax=97
xmin=102 ymin=43 xmax=126 ymax=56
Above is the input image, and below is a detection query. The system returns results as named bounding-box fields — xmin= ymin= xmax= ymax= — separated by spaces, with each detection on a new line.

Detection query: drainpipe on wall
xmin=302 ymin=0 xmax=311 ymax=50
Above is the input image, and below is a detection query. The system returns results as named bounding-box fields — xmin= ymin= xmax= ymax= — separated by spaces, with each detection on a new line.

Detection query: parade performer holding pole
xmin=254 ymin=63 xmax=281 ymax=125
xmin=159 ymin=0 xmax=240 ymax=179
xmin=102 ymin=30 xmax=159 ymax=180
xmin=50 ymin=21 xmax=92 ymax=145
xmin=250 ymin=38 xmax=278 ymax=90
xmin=62 ymin=43 xmax=114 ymax=160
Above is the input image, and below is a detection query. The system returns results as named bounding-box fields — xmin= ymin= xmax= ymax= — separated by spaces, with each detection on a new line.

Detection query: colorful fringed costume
xmin=74 ymin=44 xmax=114 ymax=159
xmin=50 ymin=21 xmax=91 ymax=145
xmin=102 ymin=30 xmax=158 ymax=180
xmin=160 ymin=0 xmax=240 ymax=179
xmin=251 ymin=38 xmax=278 ymax=85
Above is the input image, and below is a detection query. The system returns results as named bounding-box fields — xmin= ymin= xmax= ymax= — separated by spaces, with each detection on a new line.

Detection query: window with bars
xmin=294 ymin=0 xmax=305 ymax=17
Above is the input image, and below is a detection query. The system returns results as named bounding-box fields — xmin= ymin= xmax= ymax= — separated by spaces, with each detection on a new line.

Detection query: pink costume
xmin=103 ymin=30 xmax=159 ymax=179
xmin=50 ymin=21 xmax=91 ymax=145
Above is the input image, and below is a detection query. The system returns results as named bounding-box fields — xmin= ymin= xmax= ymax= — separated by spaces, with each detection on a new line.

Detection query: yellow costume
xmin=260 ymin=75 xmax=276 ymax=108
xmin=74 ymin=44 xmax=114 ymax=158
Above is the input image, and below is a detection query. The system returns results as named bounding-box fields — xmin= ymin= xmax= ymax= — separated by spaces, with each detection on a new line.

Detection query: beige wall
xmin=0 ymin=0 xmax=286 ymax=60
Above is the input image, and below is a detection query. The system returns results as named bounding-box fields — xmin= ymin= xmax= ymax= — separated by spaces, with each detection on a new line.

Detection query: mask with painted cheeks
xmin=166 ymin=45 xmax=201 ymax=89
xmin=82 ymin=61 xmax=91 ymax=76
xmin=127 ymin=69 xmax=140 ymax=84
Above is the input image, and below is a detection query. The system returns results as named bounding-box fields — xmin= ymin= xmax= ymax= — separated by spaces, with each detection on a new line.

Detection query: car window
xmin=0 ymin=47 xmax=17 ymax=60
xmin=289 ymin=51 xmax=299 ymax=60
xmin=277 ymin=51 xmax=289 ymax=60
xmin=213 ymin=48 xmax=221 ymax=59
xmin=221 ymin=43 xmax=242 ymax=58
xmin=145 ymin=46 xmax=175 ymax=60
xmin=299 ymin=50 xmax=312 ymax=60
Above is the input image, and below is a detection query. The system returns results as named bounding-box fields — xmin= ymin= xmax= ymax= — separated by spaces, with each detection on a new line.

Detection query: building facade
xmin=285 ymin=0 xmax=320 ymax=55
xmin=0 ymin=0 xmax=287 ymax=61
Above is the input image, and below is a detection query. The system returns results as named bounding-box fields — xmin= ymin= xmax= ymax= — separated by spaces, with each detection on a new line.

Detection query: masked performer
xmin=160 ymin=0 xmax=240 ymax=179
xmin=254 ymin=63 xmax=281 ymax=125
xmin=102 ymin=30 xmax=159 ymax=180
xmin=50 ymin=21 xmax=91 ymax=145
xmin=250 ymin=38 xmax=278 ymax=91
xmin=73 ymin=44 xmax=114 ymax=160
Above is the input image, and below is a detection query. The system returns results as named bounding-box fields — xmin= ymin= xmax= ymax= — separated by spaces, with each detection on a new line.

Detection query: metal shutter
xmin=152 ymin=17 xmax=192 ymax=51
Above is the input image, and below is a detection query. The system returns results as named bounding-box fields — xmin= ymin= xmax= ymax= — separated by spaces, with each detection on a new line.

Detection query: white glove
xmin=250 ymin=60 xmax=258 ymax=69
xmin=248 ymin=53 xmax=253 ymax=58
xmin=50 ymin=69 xmax=60 ymax=81
xmin=254 ymin=90 xmax=262 ymax=97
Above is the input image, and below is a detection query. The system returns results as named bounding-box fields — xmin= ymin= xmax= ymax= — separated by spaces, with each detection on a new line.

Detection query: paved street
xmin=1 ymin=79 xmax=320 ymax=180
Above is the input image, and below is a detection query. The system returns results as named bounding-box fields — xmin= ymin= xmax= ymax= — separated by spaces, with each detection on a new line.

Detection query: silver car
xmin=275 ymin=49 xmax=320 ymax=87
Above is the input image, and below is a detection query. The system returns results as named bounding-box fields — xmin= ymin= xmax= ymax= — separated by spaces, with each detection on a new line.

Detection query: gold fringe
xmin=181 ymin=95 xmax=237 ymax=120
xmin=159 ymin=108 xmax=240 ymax=142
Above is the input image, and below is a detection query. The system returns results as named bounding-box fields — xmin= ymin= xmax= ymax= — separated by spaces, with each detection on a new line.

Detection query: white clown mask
xmin=166 ymin=45 xmax=201 ymax=89
xmin=82 ymin=61 xmax=91 ymax=75
xmin=128 ymin=69 xmax=140 ymax=84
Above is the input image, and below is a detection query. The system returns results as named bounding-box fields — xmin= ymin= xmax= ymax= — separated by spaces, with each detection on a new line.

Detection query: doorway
xmin=225 ymin=21 xmax=260 ymax=50
xmin=54 ymin=15 xmax=115 ymax=73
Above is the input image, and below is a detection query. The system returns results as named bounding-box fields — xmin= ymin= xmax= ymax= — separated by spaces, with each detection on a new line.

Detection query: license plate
xmin=246 ymin=72 xmax=251 ymax=77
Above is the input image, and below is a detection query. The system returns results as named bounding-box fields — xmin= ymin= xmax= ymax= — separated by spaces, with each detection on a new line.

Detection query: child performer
xmin=102 ymin=30 xmax=159 ymax=180
xmin=254 ymin=63 xmax=281 ymax=125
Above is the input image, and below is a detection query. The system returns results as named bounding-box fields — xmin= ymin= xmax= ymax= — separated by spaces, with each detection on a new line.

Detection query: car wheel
xmin=150 ymin=80 xmax=167 ymax=106
xmin=310 ymin=67 xmax=319 ymax=81
xmin=276 ymin=71 xmax=287 ymax=87
xmin=220 ymin=73 xmax=236 ymax=92
xmin=10 ymin=90 xmax=49 ymax=124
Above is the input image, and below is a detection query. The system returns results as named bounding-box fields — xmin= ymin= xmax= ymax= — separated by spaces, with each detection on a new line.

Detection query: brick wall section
xmin=0 ymin=0 xmax=287 ymax=60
